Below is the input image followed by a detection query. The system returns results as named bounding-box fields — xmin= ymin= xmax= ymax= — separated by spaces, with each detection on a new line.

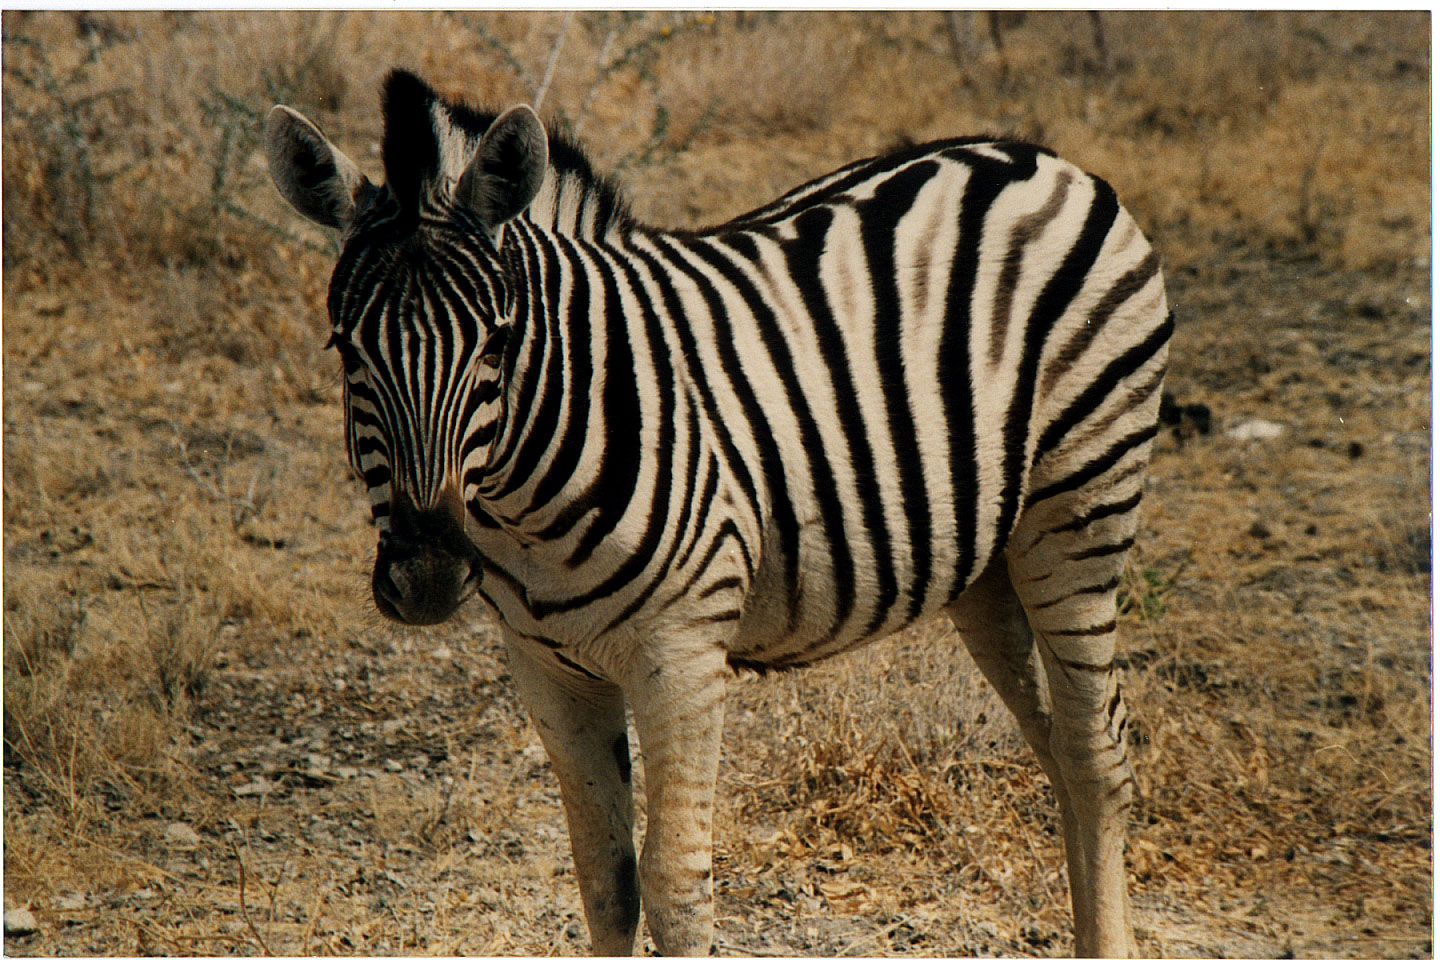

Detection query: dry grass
xmin=3 ymin=10 xmax=1430 ymax=957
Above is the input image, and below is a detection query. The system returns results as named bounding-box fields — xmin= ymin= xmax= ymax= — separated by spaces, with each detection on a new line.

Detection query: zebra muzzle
xmin=372 ymin=502 xmax=481 ymax=626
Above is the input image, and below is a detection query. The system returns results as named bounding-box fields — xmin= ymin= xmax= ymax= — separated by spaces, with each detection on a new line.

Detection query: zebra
xmin=265 ymin=69 xmax=1170 ymax=957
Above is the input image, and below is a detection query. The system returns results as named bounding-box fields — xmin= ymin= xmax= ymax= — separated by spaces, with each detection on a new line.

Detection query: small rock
xmin=1227 ymin=418 xmax=1288 ymax=442
xmin=333 ymin=765 xmax=359 ymax=780
xmin=164 ymin=823 xmax=201 ymax=847
xmin=4 ymin=907 xmax=38 ymax=937
xmin=432 ymin=644 xmax=453 ymax=660
xmin=384 ymin=758 xmax=404 ymax=773
xmin=53 ymin=892 xmax=86 ymax=911
xmin=233 ymin=777 xmax=276 ymax=797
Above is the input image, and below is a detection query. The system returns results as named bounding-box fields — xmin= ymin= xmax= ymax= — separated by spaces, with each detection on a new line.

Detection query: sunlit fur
xmin=268 ymin=69 xmax=1170 ymax=957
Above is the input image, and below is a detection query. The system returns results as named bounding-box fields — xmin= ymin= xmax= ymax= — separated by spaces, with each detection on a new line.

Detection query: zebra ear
xmin=455 ymin=105 xmax=548 ymax=238
xmin=265 ymin=105 xmax=369 ymax=231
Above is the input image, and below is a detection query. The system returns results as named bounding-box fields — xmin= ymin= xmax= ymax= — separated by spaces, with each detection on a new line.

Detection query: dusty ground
xmin=3 ymin=11 xmax=1431 ymax=958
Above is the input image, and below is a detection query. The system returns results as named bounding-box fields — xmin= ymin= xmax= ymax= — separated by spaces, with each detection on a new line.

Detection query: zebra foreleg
xmin=504 ymin=636 xmax=640 ymax=956
xmin=625 ymin=643 xmax=729 ymax=956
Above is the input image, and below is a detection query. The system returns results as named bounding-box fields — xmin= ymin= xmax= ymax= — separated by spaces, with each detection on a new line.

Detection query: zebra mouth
xmin=372 ymin=537 xmax=481 ymax=626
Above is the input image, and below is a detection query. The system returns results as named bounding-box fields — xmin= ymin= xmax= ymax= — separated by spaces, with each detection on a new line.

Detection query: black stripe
xmin=564 ymin=245 xmax=651 ymax=567
xmin=856 ymin=160 xmax=957 ymax=620
xmin=699 ymin=576 xmax=744 ymax=600
xmin=519 ymin=245 xmax=643 ymax=559
xmin=1046 ymin=489 xmax=1145 ymax=537
xmin=554 ymin=651 xmax=604 ymax=682
xmin=489 ymin=234 xmax=550 ymax=478
xmin=1067 ymin=536 xmax=1135 ymax=563
xmin=1040 ymin=251 xmax=1161 ymax=397
xmin=692 ymin=609 xmax=741 ymax=625
xmin=941 ymin=148 xmax=1039 ymax=604
xmin=496 ymin=235 xmax=569 ymax=503
xmin=672 ymin=525 xmax=746 ymax=609
xmin=699 ymin=231 xmax=853 ymax=637
xmin=624 ymin=235 xmax=764 ymax=528
xmin=989 ymin=171 xmax=1073 ymax=367
xmin=526 ymin=245 xmax=682 ymax=621
xmin=780 ymin=204 xmax=899 ymax=637
xmin=518 ymin=234 xmax=594 ymax=514
xmin=673 ymin=454 xmax=720 ymax=574
xmin=1026 ymin=423 xmax=1157 ymax=508
xmin=713 ymin=519 xmax=755 ymax=580
xmin=598 ymin=380 xmax=698 ymax=635
xmin=994 ymin=174 xmax=1120 ymax=558
xmin=1033 ymin=314 xmax=1173 ymax=461
xmin=656 ymin=235 xmax=802 ymax=630
xmin=1030 ymin=574 xmax=1121 ymax=610
xmin=1051 ymin=622 xmax=1117 ymax=641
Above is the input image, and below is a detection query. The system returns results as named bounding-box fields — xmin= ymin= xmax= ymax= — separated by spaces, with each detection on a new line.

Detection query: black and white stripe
xmin=267 ymin=69 xmax=1169 ymax=957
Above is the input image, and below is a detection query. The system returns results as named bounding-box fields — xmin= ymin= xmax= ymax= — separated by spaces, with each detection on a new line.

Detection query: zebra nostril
xmin=376 ymin=567 xmax=403 ymax=602
xmin=458 ymin=558 xmax=482 ymax=591
xmin=372 ymin=563 xmax=407 ymax=620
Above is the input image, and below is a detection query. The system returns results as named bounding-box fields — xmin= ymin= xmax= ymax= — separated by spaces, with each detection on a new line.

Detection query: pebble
xmin=1227 ymin=418 xmax=1288 ymax=442
xmin=233 ymin=777 xmax=277 ymax=797
xmin=4 ymin=907 xmax=38 ymax=937
xmin=164 ymin=823 xmax=201 ymax=847
xmin=53 ymin=893 xmax=85 ymax=911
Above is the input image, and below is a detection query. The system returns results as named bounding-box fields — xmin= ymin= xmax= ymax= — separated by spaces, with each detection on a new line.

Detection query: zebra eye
xmin=477 ymin=324 xmax=511 ymax=372
xmin=328 ymin=335 xmax=364 ymax=374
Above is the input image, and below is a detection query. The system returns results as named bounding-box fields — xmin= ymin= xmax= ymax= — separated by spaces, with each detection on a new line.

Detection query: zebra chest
xmin=465 ymin=509 xmax=754 ymax=675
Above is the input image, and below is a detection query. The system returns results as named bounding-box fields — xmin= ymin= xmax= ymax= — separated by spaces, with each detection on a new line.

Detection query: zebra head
xmin=265 ymin=72 xmax=548 ymax=625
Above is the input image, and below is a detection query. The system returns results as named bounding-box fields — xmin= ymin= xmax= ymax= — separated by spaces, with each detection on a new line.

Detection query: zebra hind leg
xmin=996 ymin=457 xmax=1152 ymax=955
xmin=1004 ymin=481 xmax=1146 ymax=958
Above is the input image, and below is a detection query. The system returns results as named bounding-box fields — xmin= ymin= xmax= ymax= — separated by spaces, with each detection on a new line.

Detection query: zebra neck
xmin=520 ymin=166 xmax=629 ymax=242
xmin=476 ymin=221 xmax=662 ymax=561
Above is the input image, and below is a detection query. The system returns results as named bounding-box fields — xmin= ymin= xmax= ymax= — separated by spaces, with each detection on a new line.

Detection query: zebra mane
xmin=380 ymin=69 xmax=631 ymax=237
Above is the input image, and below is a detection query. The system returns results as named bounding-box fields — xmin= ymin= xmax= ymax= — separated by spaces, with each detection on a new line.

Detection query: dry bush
xmin=2 ymin=571 xmax=208 ymax=820
xmin=653 ymin=14 xmax=857 ymax=140
xmin=727 ymin=621 xmax=1030 ymax=860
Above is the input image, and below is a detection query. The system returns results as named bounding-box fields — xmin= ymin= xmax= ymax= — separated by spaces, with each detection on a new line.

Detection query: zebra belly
xmin=724 ymin=506 xmax=1005 ymax=668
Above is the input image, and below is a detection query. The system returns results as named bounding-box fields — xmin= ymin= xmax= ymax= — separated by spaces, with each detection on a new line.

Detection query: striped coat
xmin=267 ymin=69 xmax=1168 ymax=957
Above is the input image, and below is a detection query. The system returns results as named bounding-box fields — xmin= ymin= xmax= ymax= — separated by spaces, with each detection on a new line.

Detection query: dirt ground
xmin=3 ymin=11 xmax=1431 ymax=958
